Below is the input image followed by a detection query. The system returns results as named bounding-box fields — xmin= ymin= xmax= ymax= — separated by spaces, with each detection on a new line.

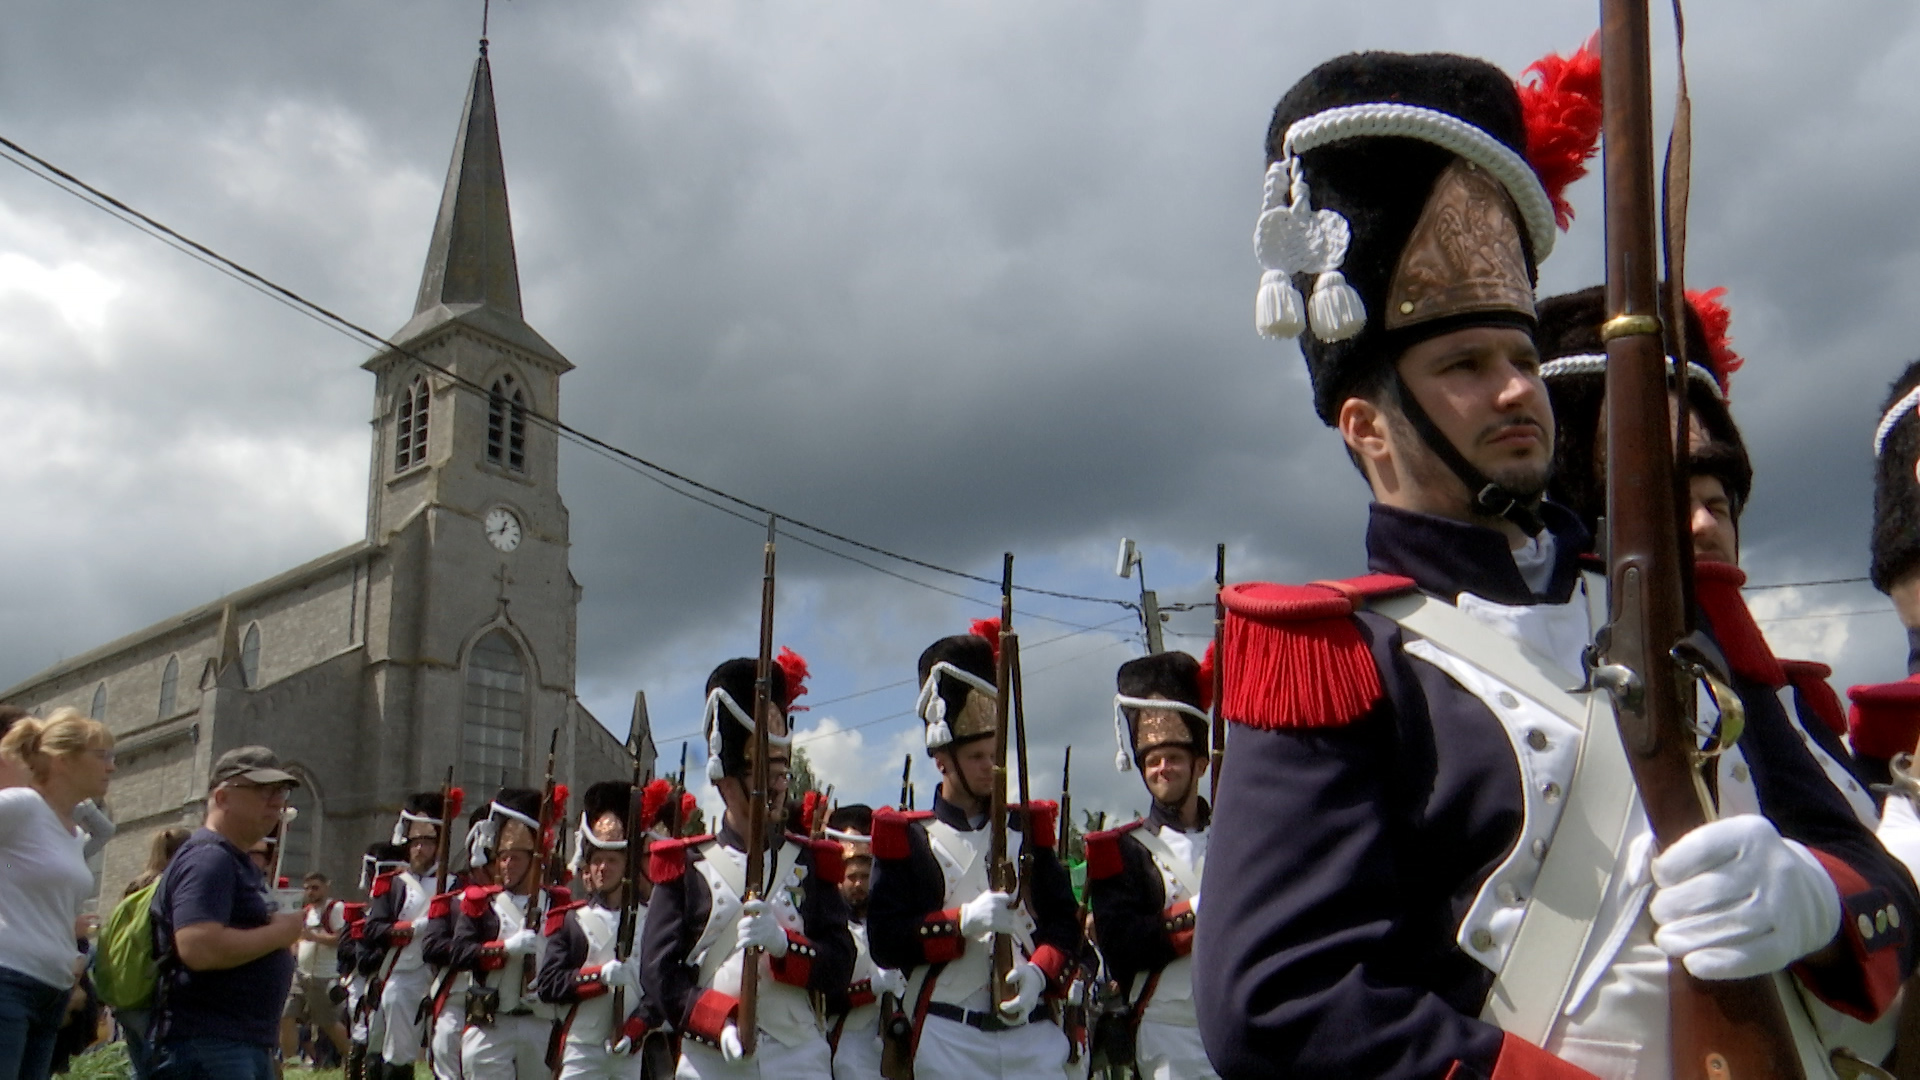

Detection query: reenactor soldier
xmin=537 ymin=778 xmax=666 ymax=1079
xmin=867 ymin=622 xmax=1079 ymax=1080
xmin=1194 ymin=47 xmax=1920 ymax=1078
xmin=349 ymin=842 xmax=407 ymax=1080
xmin=452 ymin=788 xmax=572 ymax=1079
xmin=420 ymin=801 xmax=497 ymax=1080
xmin=821 ymin=804 xmax=905 ymax=1080
xmin=1083 ymin=651 xmax=1215 ymax=1080
xmin=364 ymin=791 xmax=450 ymax=1079
xmin=640 ymin=653 xmax=854 ymax=1078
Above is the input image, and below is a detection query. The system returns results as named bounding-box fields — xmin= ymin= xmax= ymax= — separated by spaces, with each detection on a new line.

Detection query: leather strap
xmin=1126 ymin=828 xmax=1203 ymax=902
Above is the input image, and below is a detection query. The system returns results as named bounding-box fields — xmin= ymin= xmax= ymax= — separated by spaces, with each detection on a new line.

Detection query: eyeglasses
xmin=223 ymin=782 xmax=293 ymax=805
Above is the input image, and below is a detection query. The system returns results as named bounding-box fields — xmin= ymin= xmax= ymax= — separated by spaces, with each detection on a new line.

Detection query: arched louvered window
xmin=461 ymin=630 xmax=526 ymax=790
xmin=240 ymin=623 xmax=261 ymax=688
xmin=89 ymin=683 xmax=106 ymax=721
xmin=394 ymin=376 xmax=430 ymax=472
xmin=280 ymin=778 xmax=318 ymax=878
xmin=158 ymin=655 xmax=179 ymax=717
xmin=487 ymin=375 xmax=527 ymax=472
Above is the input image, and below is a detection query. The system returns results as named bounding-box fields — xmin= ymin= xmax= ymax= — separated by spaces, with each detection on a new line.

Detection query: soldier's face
xmin=841 ymin=858 xmax=871 ymax=912
xmin=1140 ymin=745 xmax=1202 ymax=806
xmin=405 ymin=823 xmax=439 ymax=873
xmin=583 ymin=849 xmax=626 ymax=896
xmin=937 ymin=738 xmax=997 ymax=801
xmin=1688 ymin=474 xmax=1739 ymax=565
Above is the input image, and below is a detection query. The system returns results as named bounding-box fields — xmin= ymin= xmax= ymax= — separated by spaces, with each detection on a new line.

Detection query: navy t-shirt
xmin=153 ymin=828 xmax=294 ymax=1046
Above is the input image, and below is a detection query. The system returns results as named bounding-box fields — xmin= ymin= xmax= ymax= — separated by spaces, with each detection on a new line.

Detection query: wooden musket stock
xmin=738 ymin=514 xmax=778 ymax=1056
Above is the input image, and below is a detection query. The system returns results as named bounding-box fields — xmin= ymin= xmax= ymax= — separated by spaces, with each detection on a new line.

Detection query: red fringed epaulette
xmin=426 ymin=890 xmax=461 ymax=920
xmin=1084 ymin=820 xmax=1144 ymax=882
xmin=461 ymin=884 xmax=503 ymax=918
xmin=1849 ymin=677 xmax=1920 ymax=761
xmin=1782 ymin=660 xmax=1846 ymax=738
xmin=649 ymin=836 xmax=709 ymax=884
xmin=1015 ymin=800 xmax=1059 ymax=850
xmin=544 ymin=899 xmax=587 ymax=936
xmin=871 ymin=808 xmax=934 ymax=860
xmin=370 ymin=868 xmax=400 ymax=899
xmin=341 ymin=901 xmax=367 ymax=925
xmin=1219 ymin=574 xmax=1414 ymax=730
xmin=548 ymin=885 xmax=572 ymax=906
xmin=1693 ymin=562 xmax=1786 ymax=688
xmin=805 ymin=837 xmax=845 ymax=885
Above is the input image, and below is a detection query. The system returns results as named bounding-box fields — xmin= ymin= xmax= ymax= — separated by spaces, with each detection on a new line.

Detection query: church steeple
xmin=388 ymin=42 xmax=566 ymax=366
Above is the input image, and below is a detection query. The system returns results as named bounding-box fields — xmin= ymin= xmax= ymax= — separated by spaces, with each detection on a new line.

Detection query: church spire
xmin=415 ymin=42 xmax=521 ymax=319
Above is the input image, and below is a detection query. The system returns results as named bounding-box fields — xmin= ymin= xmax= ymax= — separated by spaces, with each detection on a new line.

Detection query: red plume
xmin=640 ymin=779 xmax=672 ymax=831
xmin=446 ymin=788 xmax=465 ymax=821
xmin=1517 ymin=35 xmax=1603 ymax=230
xmin=1196 ymin=641 xmax=1217 ymax=713
xmin=679 ymin=792 xmax=698 ymax=821
xmin=1685 ymin=287 xmax=1743 ymax=393
xmin=550 ymin=784 xmax=570 ymax=824
xmin=775 ymin=647 xmax=811 ymax=712
xmin=969 ymin=618 xmax=1003 ymax=664
xmin=802 ymin=791 xmax=824 ymax=832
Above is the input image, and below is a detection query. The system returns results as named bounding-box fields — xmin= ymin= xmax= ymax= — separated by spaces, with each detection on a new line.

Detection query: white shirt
xmin=298 ymin=899 xmax=345 ymax=977
xmin=0 ymin=788 xmax=94 ymax=989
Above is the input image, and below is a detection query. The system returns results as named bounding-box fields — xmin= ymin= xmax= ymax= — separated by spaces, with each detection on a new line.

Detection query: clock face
xmin=484 ymin=508 xmax=523 ymax=552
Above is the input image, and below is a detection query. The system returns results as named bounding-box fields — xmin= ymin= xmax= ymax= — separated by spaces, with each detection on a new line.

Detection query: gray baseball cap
xmin=209 ymin=746 xmax=301 ymax=789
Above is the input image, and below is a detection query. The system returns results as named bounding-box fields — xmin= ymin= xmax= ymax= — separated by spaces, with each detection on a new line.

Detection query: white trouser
xmin=463 ymin=1012 xmax=555 ymax=1080
xmin=675 ymin=1031 xmax=833 ymax=1079
xmin=830 ymin=1010 xmax=882 ymax=1080
xmin=559 ymin=1039 xmax=645 ymax=1080
xmin=1135 ymin=1020 xmax=1218 ymax=1080
xmin=913 ymin=1015 xmax=1069 ymax=1080
xmin=430 ymin=1003 xmax=464 ymax=1080
xmin=381 ymin=964 xmax=437 ymax=1064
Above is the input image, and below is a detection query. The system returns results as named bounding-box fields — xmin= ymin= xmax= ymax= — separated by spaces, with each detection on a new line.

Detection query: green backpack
xmin=95 ymin=880 xmax=160 ymax=1011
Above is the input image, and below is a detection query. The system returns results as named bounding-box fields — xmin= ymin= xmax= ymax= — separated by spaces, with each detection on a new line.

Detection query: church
xmin=1 ymin=42 xmax=646 ymax=901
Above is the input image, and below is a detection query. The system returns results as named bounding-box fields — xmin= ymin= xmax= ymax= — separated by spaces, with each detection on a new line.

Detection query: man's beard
xmin=1395 ymin=412 xmax=1551 ymax=508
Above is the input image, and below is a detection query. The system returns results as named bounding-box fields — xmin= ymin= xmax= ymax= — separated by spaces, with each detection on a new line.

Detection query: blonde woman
xmin=0 ymin=707 xmax=114 ymax=1080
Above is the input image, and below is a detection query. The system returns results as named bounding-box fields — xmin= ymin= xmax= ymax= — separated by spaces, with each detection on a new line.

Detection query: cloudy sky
xmin=5 ymin=0 xmax=1919 ymax=824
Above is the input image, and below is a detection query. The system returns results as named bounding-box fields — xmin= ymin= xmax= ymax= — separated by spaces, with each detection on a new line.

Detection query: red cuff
xmin=574 ymin=965 xmax=608 ymax=1000
xmin=1445 ymin=1032 xmax=1599 ymax=1080
xmin=478 ymin=941 xmax=508 ymax=972
xmin=1790 ymin=849 xmax=1907 ymax=1021
xmin=684 ymin=989 xmax=739 ymax=1044
xmin=846 ymin=979 xmax=877 ymax=1008
xmin=768 ymin=931 xmax=817 ymax=988
xmin=617 ymin=1015 xmax=649 ymax=1051
xmin=1163 ymin=900 xmax=1196 ymax=957
xmin=1028 ymin=943 xmax=1068 ymax=993
xmin=918 ymin=909 xmax=965 ymax=964
xmin=390 ymin=920 xmax=414 ymax=944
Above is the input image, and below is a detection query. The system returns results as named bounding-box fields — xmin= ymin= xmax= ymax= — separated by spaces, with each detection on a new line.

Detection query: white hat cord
xmin=1877 ymin=385 xmax=1920 ymax=457
xmin=1255 ymin=102 xmax=1558 ymax=343
xmin=466 ymin=819 xmax=498 ymax=869
xmin=390 ymin=808 xmax=443 ymax=846
xmin=570 ymin=810 xmax=632 ymax=874
xmin=823 ymin=827 xmax=869 ymax=845
xmin=1112 ymin=695 xmax=1213 ymax=772
xmin=360 ymin=853 xmax=407 ymax=891
xmin=489 ymin=801 xmax=541 ymax=833
xmin=1539 ymin=354 xmax=1725 ymax=402
xmin=916 ymin=662 xmax=999 ymax=750
xmin=703 ymin=687 xmax=793 ymax=781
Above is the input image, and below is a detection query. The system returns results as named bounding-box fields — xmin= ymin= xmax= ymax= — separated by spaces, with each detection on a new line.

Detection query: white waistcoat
xmin=908 ymin=820 xmax=1039 ymax=1013
xmin=690 ymin=838 xmax=822 ymax=1049
xmin=1127 ymin=825 xmax=1206 ymax=1027
xmin=482 ymin=890 xmax=557 ymax=1018
xmin=566 ymin=900 xmax=648 ymax=1045
xmin=389 ymin=872 xmax=434 ymax=973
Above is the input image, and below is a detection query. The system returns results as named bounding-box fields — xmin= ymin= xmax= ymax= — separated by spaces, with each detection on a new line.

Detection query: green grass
xmin=57 ymin=1042 xmax=351 ymax=1080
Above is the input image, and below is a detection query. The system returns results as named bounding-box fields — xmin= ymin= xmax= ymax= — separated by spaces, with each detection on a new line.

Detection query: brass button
xmin=1497 ymin=692 xmax=1520 ymax=709
xmin=1892 ymin=907 xmax=1904 ymax=929
xmin=1542 ymin=782 xmax=1563 ymax=804
xmin=1495 ymin=881 xmax=1520 ymax=905
xmin=1879 ymin=910 xmax=1891 ymax=933
xmin=1399 ymin=301 xmax=1415 ymax=315
xmin=1526 ymin=730 xmax=1549 ymax=752
xmin=1859 ymin=914 xmax=1875 ymax=939
xmin=1530 ymin=838 xmax=1548 ymax=859
xmin=1470 ymin=927 xmax=1494 ymax=951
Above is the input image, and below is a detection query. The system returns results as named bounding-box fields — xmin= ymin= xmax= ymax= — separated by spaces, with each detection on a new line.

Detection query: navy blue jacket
xmin=1193 ymin=504 xmax=1920 ymax=1080
xmin=1084 ymin=801 xmax=1208 ymax=993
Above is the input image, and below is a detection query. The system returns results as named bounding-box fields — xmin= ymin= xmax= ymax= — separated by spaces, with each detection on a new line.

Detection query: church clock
xmin=484 ymin=507 xmax=522 ymax=552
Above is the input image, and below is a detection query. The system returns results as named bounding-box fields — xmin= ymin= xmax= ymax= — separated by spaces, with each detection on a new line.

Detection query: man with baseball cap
xmin=148 ymin=747 xmax=305 ymax=1079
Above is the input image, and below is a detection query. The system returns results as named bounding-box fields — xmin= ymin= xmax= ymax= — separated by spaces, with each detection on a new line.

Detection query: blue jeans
xmin=0 ymin=966 xmax=68 ymax=1080
xmin=148 ymin=1036 xmax=275 ymax=1080
xmin=118 ymin=1008 xmax=153 ymax=1080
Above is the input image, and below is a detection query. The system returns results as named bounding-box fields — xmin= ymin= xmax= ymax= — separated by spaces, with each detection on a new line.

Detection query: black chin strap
xmin=1393 ymin=372 xmax=1547 ymax=537
xmin=1907 ymin=627 xmax=1920 ymax=678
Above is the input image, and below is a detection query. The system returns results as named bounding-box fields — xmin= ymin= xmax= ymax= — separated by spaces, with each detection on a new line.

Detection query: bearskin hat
xmin=1113 ymin=651 xmax=1210 ymax=772
xmin=703 ymin=649 xmax=806 ymax=782
xmin=1872 ymin=360 xmax=1920 ymax=593
xmin=916 ymin=620 xmax=1000 ymax=754
xmin=826 ymin=803 xmax=874 ymax=861
xmin=568 ymin=779 xmax=633 ymax=872
xmin=1260 ymin=47 xmax=1597 ymax=424
xmin=359 ymin=840 xmax=407 ymax=890
xmin=1538 ymin=284 xmax=1750 ymax=536
xmin=476 ymin=787 xmax=544 ymax=862
xmin=390 ymin=790 xmax=448 ymax=845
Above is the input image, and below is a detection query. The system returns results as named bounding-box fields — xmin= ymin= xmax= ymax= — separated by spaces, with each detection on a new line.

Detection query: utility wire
xmin=0 ymin=134 xmax=1133 ymax=613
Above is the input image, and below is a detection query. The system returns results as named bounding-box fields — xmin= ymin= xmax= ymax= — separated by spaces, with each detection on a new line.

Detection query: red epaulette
xmin=1782 ymin=660 xmax=1846 ymax=738
xmin=871 ymin=808 xmax=935 ymax=860
xmin=341 ymin=901 xmax=367 ymax=925
xmin=426 ymin=890 xmax=461 ymax=920
xmin=1219 ymin=574 xmax=1415 ymax=729
xmin=371 ymin=867 xmax=401 ymax=899
xmin=461 ymin=884 xmax=504 ymax=918
xmin=1849 ymin=677 xmax=1920 ymax=760
xmin=786 ymin=834 xmax=846 ymax=885
xmin=547 ymin=885 xmax=572 ymax=906
xmin=649 ymin=835 xmax=711 ymax=884
xmin=1013 ymin=800 xmax=1059 ymax=850
xmin=1084 ymin=820 xmax=1144 ymax=882
xmin=544 ymin=899 xmax=587 ymax=936
xmin=1694 ymin=562 xmax=1786 ymax=688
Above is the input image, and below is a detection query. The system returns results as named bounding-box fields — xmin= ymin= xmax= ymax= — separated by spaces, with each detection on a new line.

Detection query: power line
xmin=0 ymin=134 xmax=1133 ymax=614
xmin=1756 ymin=607 xmax=1893 ymax=624
xmin=1744 ymin=577 xmax=1872 ymax=592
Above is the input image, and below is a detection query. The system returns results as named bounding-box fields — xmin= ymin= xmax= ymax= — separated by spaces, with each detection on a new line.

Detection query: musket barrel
xmin=989 ymin=553 xmax=1015 ymax=1014
xmin=738 ymin=514 xmax=779 ymax=1056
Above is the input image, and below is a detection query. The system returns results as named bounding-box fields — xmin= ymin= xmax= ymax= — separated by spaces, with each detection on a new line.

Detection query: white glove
xmin=1650 ymin=814 xmax=1842 ymax=980
xmin=719 ymin=1022 xmax=746 ymax=1062
xmin=959 ymin=891 xmax=1022 ymax=937
xmin=503 ymin=928 xmax=541 ymax=958
xmin=600 ymin=957 xmax=640 ymax=992
xmin=999 ymin=960 xmax=1045 ymax=1018
xmin=871 ymin=967 xmax=908 ymax=999
xmin=736 ymin=899 xmax=789 ymax=957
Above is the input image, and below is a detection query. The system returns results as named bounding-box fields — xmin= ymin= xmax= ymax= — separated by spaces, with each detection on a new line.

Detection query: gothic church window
xmin=462 ymin=630 xmax=527 ymax=790
xmin=159 ymin=655 xmax=179 ymax=717
xmin=90 ymin=682 xmax=106 ymax=720
xmin=394 ymin=376 xmax=430 ymax=472
xmin=241 ymin=623 xmax=261 ymax=688
xmin=487 ymin=375 xmax=527 ymax=472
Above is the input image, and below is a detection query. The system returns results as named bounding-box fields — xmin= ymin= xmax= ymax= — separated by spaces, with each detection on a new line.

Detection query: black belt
xmin=924 ymin=1001 xmax=1047 ymax=1033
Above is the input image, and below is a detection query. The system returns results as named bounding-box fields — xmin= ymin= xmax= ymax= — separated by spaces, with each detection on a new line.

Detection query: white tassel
xmin=1113 ymin=700 xmax=1134 ymax=773
xmin=1308 ymin=271 xmax=1366 ymax=341
xmin=925 ymin=719 xmax=953 ymax=750
xmin=1256 ymin=269 xmax=1306 ymax=339
xmin=707 ymin=755 xmax=726 ymax=782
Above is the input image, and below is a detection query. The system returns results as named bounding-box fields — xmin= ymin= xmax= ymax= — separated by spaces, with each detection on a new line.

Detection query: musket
xmin=898 ymin=754 xmax=913 ymax=811
xmin=738 ymin=514 xmax=778 ymax=1056
xmin=1058 ymin=746 xmax=1073 ymax=854
xmin=1209 ymin=544 xmax=1226 ymax=805
xmin=522 ymin=729 xmax=563 ymax=995
xmin=609 ymin=759 xmax=645 ymax=1053
xmin=1059 ymin=745 xmax=1082 ymax=1067
xmin=1596 ymin=2 xmax=1803 ymax=1074
xmin=418 ymin=767 xmax=463 ymax=1053
xmin=674 ymin=743 xmax=689 ymax=838
xmin=811 ymin=786 xmax=835 ymax=842
xmin=989 ymin=553 xmax=1017 ymax=1015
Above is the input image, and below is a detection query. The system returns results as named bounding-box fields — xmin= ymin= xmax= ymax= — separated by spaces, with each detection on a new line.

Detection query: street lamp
xmin=1115 ymin=538 xmax=1165 ymax=654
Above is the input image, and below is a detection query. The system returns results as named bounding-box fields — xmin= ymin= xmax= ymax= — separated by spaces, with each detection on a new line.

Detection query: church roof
xmin=386 ymin=44 xmax=569 ymax=369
